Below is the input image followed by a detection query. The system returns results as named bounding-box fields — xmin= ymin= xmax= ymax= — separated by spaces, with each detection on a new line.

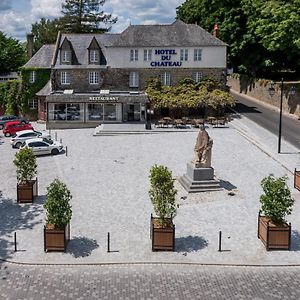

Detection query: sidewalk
xmin=0 ymin=113 xmax=299 ymax=266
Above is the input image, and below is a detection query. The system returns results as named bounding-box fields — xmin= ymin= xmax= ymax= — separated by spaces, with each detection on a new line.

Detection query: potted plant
xmin=13 ymin=147 xmax=38 ymax=203
xmin=149 ymin=165 xmax=178 ymax=251
xmin=258 ymin=174 xmax=294 ymax=250
xmin=44 ymin=179 xmax=72 ymax=252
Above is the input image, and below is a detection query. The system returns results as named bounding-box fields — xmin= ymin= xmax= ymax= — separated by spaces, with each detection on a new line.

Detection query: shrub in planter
xmin=44 ymin=179 xmax=72 ymax=252
xmin=149 ymin=165 xmax=178 ymax=251
xmin=258 ymin=174 xmax=294 ymax=250
xmin=13 ymin=147 xmax=38 ymax=203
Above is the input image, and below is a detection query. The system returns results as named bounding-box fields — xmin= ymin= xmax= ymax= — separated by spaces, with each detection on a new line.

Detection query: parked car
xmin=3 ymin=121 xmax=33 ymax=137
xmin=10 ymin=130 xmax=52 ymax=148
xmin=20 ymin=138 xmax=63 ymax=156
xmin=0 ymin=115 xmax=28 ymax=130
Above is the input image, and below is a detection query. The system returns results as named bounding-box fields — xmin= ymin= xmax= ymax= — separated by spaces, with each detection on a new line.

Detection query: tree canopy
xmin=176 ymin=0 xmax=300 ymax=76
xmin=62 ymin=0 xmax=117 ymax=33
xmin=0 ymin=32 xmax=26 ymax=72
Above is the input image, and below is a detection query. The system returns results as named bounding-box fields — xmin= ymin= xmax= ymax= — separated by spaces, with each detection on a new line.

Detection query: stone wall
xmin=228 ymin=75 xmax=300 ymax=117
xmin=52 ymin=68 xmax=225 ymax=92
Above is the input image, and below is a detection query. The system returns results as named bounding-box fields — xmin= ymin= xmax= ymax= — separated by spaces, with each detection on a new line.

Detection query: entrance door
xmin=124 ymin=103 xmax=141 ymax=122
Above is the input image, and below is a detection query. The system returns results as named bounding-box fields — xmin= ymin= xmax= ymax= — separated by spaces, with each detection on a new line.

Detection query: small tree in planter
xmin=13 ymin=147 xmax=38 ymax=203
xmin=44 ymin=179 xmax=72 ymax=252
xmin=149 ymin=165 xmax=178 ymax=251
xmin=258 ymin=174 xmax=294 ymax=250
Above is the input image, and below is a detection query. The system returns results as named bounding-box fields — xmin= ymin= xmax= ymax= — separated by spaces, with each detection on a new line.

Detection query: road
xmin=1 ymin=262 xmax=300 ymax=299
xmin=231 ymin=92 xmax=300 ymax=150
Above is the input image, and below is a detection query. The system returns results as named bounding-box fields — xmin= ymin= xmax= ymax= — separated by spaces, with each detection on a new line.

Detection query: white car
xmin=10 ymin=130 xmax=51 ymax=148
xmin=20 ymin=138 xmax=63 ymax=156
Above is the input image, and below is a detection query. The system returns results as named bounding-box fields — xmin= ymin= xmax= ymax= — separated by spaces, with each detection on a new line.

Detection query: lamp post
xmin=269 ymin=79 xmax=296 ymax=153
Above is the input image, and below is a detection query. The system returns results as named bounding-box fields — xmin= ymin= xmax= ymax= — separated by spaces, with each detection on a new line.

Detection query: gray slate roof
xmin=23 ymin=44 xmax=55 ymax=68
xmin=36 ymin=80 xmax=52 ymax=96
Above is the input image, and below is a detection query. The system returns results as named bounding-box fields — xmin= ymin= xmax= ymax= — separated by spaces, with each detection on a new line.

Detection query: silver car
xmin=20 ymin=138 xmax=63 ymax=156
xmin=10 ymin=130 xmax=51 ymax=148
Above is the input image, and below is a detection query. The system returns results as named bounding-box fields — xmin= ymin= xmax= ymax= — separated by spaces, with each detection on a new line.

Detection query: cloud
xmin=30 ymin=0 xmax=62 ymax=19
xmin=0 ymin=0 xmax=11 ymax=11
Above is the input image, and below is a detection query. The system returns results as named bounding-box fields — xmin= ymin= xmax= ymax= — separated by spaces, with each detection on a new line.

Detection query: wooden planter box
xmin=257 ymin=212 xmax=291 ymax=250
xmin=294 ymin=169 xmax=300 ymax=192
xmin=44 ymin=223 xmax=70 ymax=252
xmin=150 ymin=214 xmax=175 ymax=251
xmin=17 ymin=178 xmax=38 ymax=203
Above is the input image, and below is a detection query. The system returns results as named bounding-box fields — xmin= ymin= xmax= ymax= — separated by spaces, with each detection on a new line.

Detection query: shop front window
xmin=48 ymin=103 xmax=83 ymax=121
xmin=104 ymin=103 xmax=116 ymax=121
xmin=87 ymin=103 xmax=103 ymax=121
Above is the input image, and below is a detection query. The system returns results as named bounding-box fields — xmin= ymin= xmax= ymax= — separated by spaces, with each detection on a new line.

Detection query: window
xmin=89 ymin=50 xmax=99 ymax=63
xmin=89 ymin=71 xmax=99 ymax=84
xmin=61 ymin=50 xmax=71 ymax=63
xmin=180 ymin=49 xmax=188 ymax=61
xmin=144 ymin=49 xmax=152 ymax=61
xmin=130 ymin=49 xmax=138 ymax=61
xmin=29 ymin=71 xmax=36 ymax=83
xmin=192 ymin=72 xmax=203 ymax=83
xmin=194 ymin=49 xmax=202 ymax=61
xmin=61 ymin=72 xmax=70 ymax=85
xmin=160 ymin=72 xmax=171 ymax=86
xmin=28 ymin=99 xmax=38 ymax=109
xmin=129 ymin=72 xmax=139 ymax=87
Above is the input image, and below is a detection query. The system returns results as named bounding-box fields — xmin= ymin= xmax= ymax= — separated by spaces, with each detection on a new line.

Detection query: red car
xmin=3 ymin=121 xmax=33 ymax=137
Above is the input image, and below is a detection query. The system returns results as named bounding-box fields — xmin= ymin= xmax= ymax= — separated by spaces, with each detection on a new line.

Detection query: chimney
xmin=213 ymin=24 xmax=219 ymax=38
xmin=26 ymin=33 xmax=34 ymax=59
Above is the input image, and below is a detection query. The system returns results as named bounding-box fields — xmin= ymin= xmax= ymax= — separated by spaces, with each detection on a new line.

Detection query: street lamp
xmin=269 ymin=79 xmax=296 ymax=153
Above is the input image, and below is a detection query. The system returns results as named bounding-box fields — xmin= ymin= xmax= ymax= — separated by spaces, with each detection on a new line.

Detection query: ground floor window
xmin=123 ymin=102 xmax=145 ymax=121
xmin=28 ymin=98 xmax=38 ymax=109
xmin=48 ymin=103 xmax=84 ymax=121
xmin=87 ymin=103 xmax=103 ymax=121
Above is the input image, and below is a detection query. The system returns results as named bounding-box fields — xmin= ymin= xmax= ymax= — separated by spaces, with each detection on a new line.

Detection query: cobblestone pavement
xmin=0 ymin=262 xmax=300 ymax=300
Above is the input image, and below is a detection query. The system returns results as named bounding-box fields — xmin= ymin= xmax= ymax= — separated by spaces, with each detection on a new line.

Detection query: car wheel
xmin=4 ymin=132 xmax=10 ymax=137
xmin=51 ymin=148 xmax=59 ymax=155
xmin=15 ymin=142 xmax=22 ymax=149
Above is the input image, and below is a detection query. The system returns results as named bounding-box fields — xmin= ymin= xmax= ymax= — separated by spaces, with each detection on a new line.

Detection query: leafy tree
xmin=0 ymin=32 xmax=26 ymax=72
xmin=62 ymin=0 xmax=117 ymax=33
xmin=31 ymin=18 xmax=64 ymax=52
xmin=176 ymin=0 xmax=300 ymax=76
xmin=260 ymin=175 xmax=294 ymax=224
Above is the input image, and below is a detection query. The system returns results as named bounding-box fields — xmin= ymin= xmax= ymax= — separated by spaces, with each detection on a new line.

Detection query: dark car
xmin=0 ymin=115 xmax=28 ymax=130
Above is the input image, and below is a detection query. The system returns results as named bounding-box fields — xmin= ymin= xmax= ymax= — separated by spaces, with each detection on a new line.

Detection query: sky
xmin=0 ymin=0 xmax=184 ymax=41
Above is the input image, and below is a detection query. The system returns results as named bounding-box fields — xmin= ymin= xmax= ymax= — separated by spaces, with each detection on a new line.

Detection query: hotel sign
xmin=89 ymin=96 xmax=119 ymax=102
xmin=150 ymin=49 xmax=182 ymax=67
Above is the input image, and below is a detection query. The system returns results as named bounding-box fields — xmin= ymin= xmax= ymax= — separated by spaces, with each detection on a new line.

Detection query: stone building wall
xmin=228 ymin=75 xmax=300 ymax=117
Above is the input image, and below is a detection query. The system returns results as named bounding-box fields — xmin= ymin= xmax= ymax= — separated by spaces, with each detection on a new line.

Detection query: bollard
xmin=218 ymin=231 xmax=222 ymax=252
xmin=55 ymin=132 xmax=57 ymax=141
xmin=107 ymin=232 xmax=110 ymax=253
xmin=60 ymin=138 xmax=62 ymax=144
xmin=14 ymin=232 xmax=17 ymax=252
xmin=65 ymin=146 xmax=68 ymax=157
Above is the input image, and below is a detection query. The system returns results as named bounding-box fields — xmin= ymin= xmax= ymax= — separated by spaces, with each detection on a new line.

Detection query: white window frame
xmin=194 ymin=49 xmax=202 ymax=61
xmin=180 ymin=49 xmax=188 ymax=61
xmin=143 ymin=49 xmax=152 ymax=61
xmin=28 ymin=98 xmax=38 ymax=109
xmin=129 ymin=71 xmax=139 ymax=87
xmin=61 ymin=71 xmax=70 ymax=85
xmin=161 ymin=72 xmax=171 ymax=86
xmin=89 ymin=50 xmax=99 ymax=63
xmin=193 ymin=71 xmax=203 ymax=83
xmin=29 ymin=71 xmax=36 ymax=83
xmin=89 ymin=71 xmax=99 ymax=85
xmin=130 ymin=49 xmax=138 ymax=61
xmin=61 ymin=50 xmax=71 ymax=63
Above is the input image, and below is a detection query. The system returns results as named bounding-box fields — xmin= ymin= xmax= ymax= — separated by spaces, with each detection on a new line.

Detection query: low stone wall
xmin=227 ymin=75 xmax=300 ymax=117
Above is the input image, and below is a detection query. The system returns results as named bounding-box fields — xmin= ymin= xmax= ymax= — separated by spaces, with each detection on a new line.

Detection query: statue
xmin=193 ymin=124 xmax=213 ymax=168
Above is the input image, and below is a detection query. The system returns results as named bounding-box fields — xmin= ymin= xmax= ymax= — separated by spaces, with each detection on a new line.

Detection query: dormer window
xmin=89 ymin=50 xmax=99 ymax=63
xmin=61 ymin=50 xmax=71 ymax=63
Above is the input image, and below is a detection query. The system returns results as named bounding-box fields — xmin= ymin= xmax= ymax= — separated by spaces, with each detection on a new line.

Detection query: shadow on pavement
xmin=175 ymin=235 xmax=208 ymax=253
xmin=0 ymin=195 xmax=43 ymax=261
xmin=68 ymin=236 xmax=99 ymax=258
xmin=235 ymin=103 xmax=262 ymax=114
xmin=219 ymin=180 xmax=237 ymax=191
xmin=291 ymin=230 xmax=300 ymax=251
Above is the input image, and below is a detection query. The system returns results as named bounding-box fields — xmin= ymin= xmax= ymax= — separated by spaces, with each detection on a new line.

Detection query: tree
xmin=31 ymin=18 xmax=64 ymax=52
xmin=62 ymin=0 xmax=117 ymax=33
xmin=176 ymin=0 xmax=300 ymax=76
xmin=0 ymin=32 xmax=26 ymax=72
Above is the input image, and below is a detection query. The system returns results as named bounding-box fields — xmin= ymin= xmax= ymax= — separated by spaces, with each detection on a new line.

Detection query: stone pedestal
xmin=179 ymin=162 xmax=222 ymax=193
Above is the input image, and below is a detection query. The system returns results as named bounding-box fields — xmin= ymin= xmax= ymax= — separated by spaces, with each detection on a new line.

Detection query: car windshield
xmin=43 ymin=138 xmax=53 ymax=144
xmin=12 ymin=134 xmax=17 ymax=138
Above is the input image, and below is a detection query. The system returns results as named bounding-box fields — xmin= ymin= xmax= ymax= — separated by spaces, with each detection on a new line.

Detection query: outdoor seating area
xmin=156 ymin=116 xmax=232 ymax=128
